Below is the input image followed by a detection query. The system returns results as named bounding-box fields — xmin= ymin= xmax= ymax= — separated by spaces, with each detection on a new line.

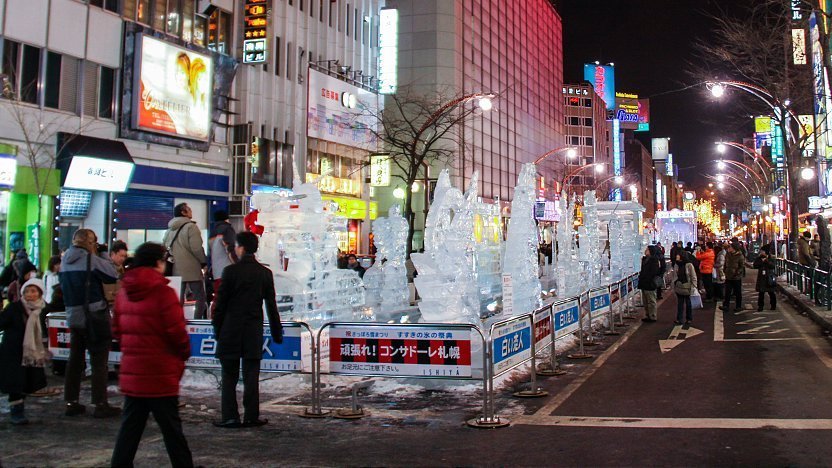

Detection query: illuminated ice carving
xmin=411 ymin=169 xmax=481 ymax=325
xmin=501 ymin=163 xmax=541 ymax=315
xmin=252 ymin=165 xmax=364 ymax=328
xmin=578 ymin=190 xmax=602 ymax=287
xmin=555 ymin=192 xmax=582 ymax=297
xmin=363 ymin=206 xmax=410 ymax=320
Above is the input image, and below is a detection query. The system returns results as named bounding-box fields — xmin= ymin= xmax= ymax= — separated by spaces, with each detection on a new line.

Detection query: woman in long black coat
xmin=752 ymin=245 xmax=777 ymax=311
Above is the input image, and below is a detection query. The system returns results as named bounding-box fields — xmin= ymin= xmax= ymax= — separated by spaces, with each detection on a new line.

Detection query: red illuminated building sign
xmin=243 ymin=0 xmax=268 ymax=64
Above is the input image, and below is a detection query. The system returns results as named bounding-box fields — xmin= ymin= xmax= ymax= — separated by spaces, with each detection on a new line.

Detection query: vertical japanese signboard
xmin=243 ymin=0 xmax=268 ymax=64
xmin=329 ymin=326 xmax=473 ymax=378
xmin=492 ymin=318 xmax=532 ymax=376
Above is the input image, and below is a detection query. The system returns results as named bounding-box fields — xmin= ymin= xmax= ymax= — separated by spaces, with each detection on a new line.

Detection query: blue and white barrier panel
xmin=491 ymin=316 xmax=533 ymax=377
xmin=589 ymin=287 xmax=611 ymax=321
xmin=553 ymin=298 xmax=580 ymax=339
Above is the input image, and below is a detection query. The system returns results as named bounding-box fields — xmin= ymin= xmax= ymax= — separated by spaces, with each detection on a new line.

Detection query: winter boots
xmin=9 ymin=400 xmax=29 ymax=425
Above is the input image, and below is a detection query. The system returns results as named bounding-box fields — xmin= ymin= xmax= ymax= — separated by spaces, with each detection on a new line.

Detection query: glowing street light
xmin=710 ymin=83 xmax=726 ymax=98
xmin=477 ymin=97 xmax=493 ymax=111
xmin=595 ymin=163 xmax=605 ymax=173
xmin=769 ymin=195 xmax=779 ymax=204
xmin=614 ymin=175 xmax=624 ymax=184
xmin=716 ymin=143 xmax=727 ymax=154
xmin=801 ymin=167 xmax=816 ymax=180
xmin=566 ymin=148 xmax=577 ymax=159
xmin=716 ymin=174 xmax=726 ymax=182
xmin=718 ymin=182 xmax=726 ymax=189
xmin=717 ymin=160 xmax=727 ymax=170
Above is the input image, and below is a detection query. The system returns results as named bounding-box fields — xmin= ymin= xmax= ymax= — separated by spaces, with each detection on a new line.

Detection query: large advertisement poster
xmin=583 ymin=63 xmax=616 ymax=110
xmin=133 ymin=34 xmax=214 ymax=141
xmin=307 ymin=68 xmax=378 ymax=149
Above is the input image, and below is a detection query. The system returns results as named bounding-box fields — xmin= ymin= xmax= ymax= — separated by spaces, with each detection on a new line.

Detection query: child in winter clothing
xmin=0 ymin=278 xmax=50 ymax=425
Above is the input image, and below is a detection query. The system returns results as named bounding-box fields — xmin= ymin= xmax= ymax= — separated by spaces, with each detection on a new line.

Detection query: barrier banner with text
xmin=534 ymin=307 xmax=553 ymax=350
xmin=553 ymin=298 xmax=581 ymax=338
xmin=328 ymin=326 xmax=473 ymax=378
xmin=492 ymin=318 xmax=533 ymax=376
xmin=589 ymin=288 xmax=611 ymax=320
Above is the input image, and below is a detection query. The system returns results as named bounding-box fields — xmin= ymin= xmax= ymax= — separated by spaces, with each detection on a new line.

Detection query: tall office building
xmin=381 ymin=0 xmax=566 ymax=247
xmin=562 ymin=83 xmax=612 ymax=197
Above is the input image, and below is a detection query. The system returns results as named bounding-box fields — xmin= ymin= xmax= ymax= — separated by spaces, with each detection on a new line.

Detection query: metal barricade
xmin=313 ymin=322 xmax=494 ymax=425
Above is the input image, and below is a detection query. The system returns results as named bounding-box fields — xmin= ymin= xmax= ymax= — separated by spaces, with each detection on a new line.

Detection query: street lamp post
xmin=708 ymin=79 xmax=800 ymax=256
xmin=716 ymin=160 xmax=767 ymax=192
xmin=561 ymin=162 xmax=605 ymax=195
xmin=533 ymin=146 xmax=578 ymax=165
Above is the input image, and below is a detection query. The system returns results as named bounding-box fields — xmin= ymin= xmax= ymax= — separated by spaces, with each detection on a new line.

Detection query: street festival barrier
xmin=44 ymin=273 xmax=641 ymax=428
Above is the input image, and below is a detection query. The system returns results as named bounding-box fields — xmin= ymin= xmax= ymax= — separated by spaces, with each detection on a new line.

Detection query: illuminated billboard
xmin=132 ymin=34 xmax=214 ymax=141
xmin=651 ymin=137 xmax=669 ymax=161
xmin=636 ymin=98 xmax=650 ymax=132
xmin=583 ymin=63 xmax=615 ymax=110
xmin=243 ymin=0 xmax=269 ymax=64
xmin=378 ymin=9 xmax=398 ymax=94
xmin=307 ymin=68 xmax=378 ymax=149
xmin=614 ymin=92 xmax=639 ymax=130
xmin=64 ymin=157 xmax=135 ymax=193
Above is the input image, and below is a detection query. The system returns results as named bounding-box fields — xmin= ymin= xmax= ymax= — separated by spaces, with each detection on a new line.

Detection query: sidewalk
xmin=777 ymin=280 xmax=832 ymax=335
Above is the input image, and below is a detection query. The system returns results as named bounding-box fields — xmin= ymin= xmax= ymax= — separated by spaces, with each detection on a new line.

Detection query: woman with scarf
xmin=0 ymin=278 xmax=50 ymax=424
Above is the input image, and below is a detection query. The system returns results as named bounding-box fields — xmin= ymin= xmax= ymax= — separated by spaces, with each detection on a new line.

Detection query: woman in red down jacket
xmin=110 ymin=242 xmax=193 ymax=468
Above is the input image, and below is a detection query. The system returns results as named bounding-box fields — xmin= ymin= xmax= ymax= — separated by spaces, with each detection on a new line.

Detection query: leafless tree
xmin=356 ymin=85 xmax=493 ymax=256
xmin=1 ymin=75 xmax=102 ymax=265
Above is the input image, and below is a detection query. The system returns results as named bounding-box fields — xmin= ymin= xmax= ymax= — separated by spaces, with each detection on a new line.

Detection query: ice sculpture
xmin=252 ymin=165 xmax=365 ymax=328
xmin=555 ymin=192 xmax=582 ymax=297
xmin=580 ymin=190 xmax=603 ymax=287
xmin=593 ymin=200 xmax=648 ymax=281
xmin=473 ymin=195 xmax=503 ymax=308
xmin=411 ymin=169 xmax=481 ymax=325
xmin=501 ymin=163 xmax=541 ymax=316
xmin=363 ymin=206 xmax=410 ymax=321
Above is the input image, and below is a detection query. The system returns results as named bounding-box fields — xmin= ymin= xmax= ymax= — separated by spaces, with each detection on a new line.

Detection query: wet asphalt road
xmin=3 ymin=271 xmax=832 ymax=467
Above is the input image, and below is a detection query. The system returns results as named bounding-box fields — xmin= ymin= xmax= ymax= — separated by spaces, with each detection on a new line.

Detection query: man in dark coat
xmin=212 ymin=232 xmax=282 ymax=428
xmin=752 ymin=245 xmax=777 ymax=311
xmin=638 ymin=246 xmax=662 ymax=322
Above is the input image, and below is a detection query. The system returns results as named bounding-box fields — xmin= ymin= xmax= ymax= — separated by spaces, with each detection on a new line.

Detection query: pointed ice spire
xmin=464 ymin=171 xmax=480 ymax=203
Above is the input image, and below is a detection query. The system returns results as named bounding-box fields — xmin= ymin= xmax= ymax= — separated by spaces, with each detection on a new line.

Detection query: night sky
xmin=559 ymin=0 xmax=756 ymax=189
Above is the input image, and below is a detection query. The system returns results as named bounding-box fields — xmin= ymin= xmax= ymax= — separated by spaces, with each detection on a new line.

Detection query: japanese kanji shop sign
xmin=328 ymin=326 xmax=473 ymax=378
xmin=243 ymin=0 xmax=268 ymax=64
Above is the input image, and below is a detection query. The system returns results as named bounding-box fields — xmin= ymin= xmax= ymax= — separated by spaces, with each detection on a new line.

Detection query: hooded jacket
xmin=696 ymin=248 xmax=715 ymax=274
xmin=59 ymin=245 xmax=118 ymax=329
xmin=113 ymin=267 xmax=190 ymax=398
xmin=163 ymin=216 xmax=207 ymax=282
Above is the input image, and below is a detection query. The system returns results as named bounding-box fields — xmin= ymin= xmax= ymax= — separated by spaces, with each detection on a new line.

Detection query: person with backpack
xmin=673 ymin=252 xmax=698 ymax=325
xmin=720 ymin=242 xmax=746 ymax=313
xmin=163 ymin=203 xmax=208 ymax=319
xmin=753 ymin=244 xmax=777 ymax=311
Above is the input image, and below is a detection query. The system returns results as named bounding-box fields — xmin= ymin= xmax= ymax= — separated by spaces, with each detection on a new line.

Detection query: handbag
xmin=765 ymin=268 xmax=777 ymax=287
xmin=674 ymin=280 xmax=692 ymax=296
xmin=164 ymin=223 xmax=190 ymax=276
xmin=690 ymin=288 xmax=703 ymax=309
xmin=654 ymin=276 xmax=664 ymax=290
xmin=82 ymin=252 xmax=111 ymax=351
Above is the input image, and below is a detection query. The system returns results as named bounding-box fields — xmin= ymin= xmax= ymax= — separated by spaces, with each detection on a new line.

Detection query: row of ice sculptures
xmin=250 ymin=162 xmax=648 ymax=329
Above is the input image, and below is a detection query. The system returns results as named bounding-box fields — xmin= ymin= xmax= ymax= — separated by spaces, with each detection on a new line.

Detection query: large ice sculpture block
xmin=501 ymin=163 xmax=541 ymax=316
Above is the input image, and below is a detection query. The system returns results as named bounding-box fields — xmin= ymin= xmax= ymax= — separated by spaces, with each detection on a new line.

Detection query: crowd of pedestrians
xmin=0 ymin=203 xmax=285 ymax=468
xmin=638 ymin=236 xmax=782 ymax=323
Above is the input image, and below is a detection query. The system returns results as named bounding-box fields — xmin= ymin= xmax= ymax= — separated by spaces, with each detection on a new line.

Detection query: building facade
xmin=624 ymin=138 xmax=656 ymax=220
xmin=381 ymin=0 xmax=566 ymax=249
xmin=562 ymin=82 xmax=612 ymax=197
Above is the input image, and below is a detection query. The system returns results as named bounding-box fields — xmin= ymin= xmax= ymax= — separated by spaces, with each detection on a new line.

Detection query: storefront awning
xmin=56 ymin=133 xmax=135 ymax=193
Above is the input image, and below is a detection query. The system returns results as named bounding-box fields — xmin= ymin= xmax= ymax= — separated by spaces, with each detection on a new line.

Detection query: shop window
xmin=89 ymin=0 xmax=119 ymax=13
xmin=166 ymin=0 xmax=181 ymax=35
xmin=20 ymin=44 xmax=41 ymax=105
xmin=99 ymin=67 xmax=116 ymax=119
xmin=193 ymin=13 xmax=206 ymax=46
xmin=207 ymin=9 xmax=231 ymax=54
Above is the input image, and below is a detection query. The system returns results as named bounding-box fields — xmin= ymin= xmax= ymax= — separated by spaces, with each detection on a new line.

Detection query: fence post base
xmin=603 ymin=330 xmax=621 ymax=336
xmin=513 ymin=387 xmax=548 ymax=398
xmin=537 ymin=361 xmax=567 ymax=376
xmin=299 ymin=408 xmax=331 ymax=418
xmin=333 ymin=408 xmax=367 ymax=419
xmin=467 ymin=416 xmax=511 ymax=429
xmin=567 ymin=353 xmax=593 ymax=360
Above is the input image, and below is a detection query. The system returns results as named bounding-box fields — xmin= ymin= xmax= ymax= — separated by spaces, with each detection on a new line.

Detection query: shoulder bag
xmin=82 ymin=252 xmax=112 ymax=350
xmin=164 ymin=222 xmax=191 ymax=276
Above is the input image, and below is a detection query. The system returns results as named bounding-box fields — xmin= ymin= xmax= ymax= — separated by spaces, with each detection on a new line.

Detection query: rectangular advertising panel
xmin=589 ymin=288 xmax=611 ymax=320
xmin=0 ymin=154 xmax=16 ymax=189
xmin=583 ymin=63 xmax=616 ymax=110
xmin=651 ymin=137 xmax=669 ymax=161
xmin=378 ymin=9 xmax=399 ymax=94
xmin=243 ymin=0 xmax=268 ymax=64
xmin=307 ymin=68 xmax=378 ymax=149
xmin=636 ymin=98 xmax=650 ymax=132
xmin=133 ymin=34 xmax=214 ymax=141
xmin=614 ymin=92 xmax=640 ymax=130
xmin=63 ymin=156 xmax=135 ymax=192
xmin=492 ymin=318 xmax=533 ymax=376
xmin=328 ymin=326 xmax=473 ymax=378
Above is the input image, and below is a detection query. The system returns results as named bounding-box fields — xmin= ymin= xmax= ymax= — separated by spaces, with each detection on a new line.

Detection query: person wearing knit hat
xmin=0 ymin=277 xmax=50 ymax=424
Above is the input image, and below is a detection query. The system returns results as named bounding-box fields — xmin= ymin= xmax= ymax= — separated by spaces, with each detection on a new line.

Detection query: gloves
xmin=271 ymin=326 xmax=284 ymax=345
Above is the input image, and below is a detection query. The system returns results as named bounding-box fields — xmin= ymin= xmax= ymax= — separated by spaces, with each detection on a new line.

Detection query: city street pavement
xmin=4 ymin=271 xmax=832 ymax=466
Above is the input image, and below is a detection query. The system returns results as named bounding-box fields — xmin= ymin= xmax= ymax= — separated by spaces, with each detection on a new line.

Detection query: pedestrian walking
xmin=696 ymin=242 xmax=716 ymax=301
xmin=798 ymin=230 xmax=817 ymax=268
xmin=103 ymin=241 xmax=128 ymax=306
xmin=60 ymin=229 xmax=120 ymax=418
xmin=673 ymin=252 xmax=697 ymax=325
xmin=720 ymin=242 xmax=746 ymax=313
xmin=653 ymin=246 xmax=666 ymax=299
xmin=208 ymin=210 xmax=238 ymax=315
xmin=0 ymin=278 xmax=50 ymax=425
xmin=163 ymin=203 xmax=208 ymax=319
xmin=110 ymin=243 xmax=193 ymax=468
xmin=752 ymin=245 xmax=777 ymax=311
xmin=212 ymin=232 xmax=282 ymax=428
xmin=713 ymin=243 xmax=726 ymax=300
xmin=638 ymin=246 xmax=662 ymax=322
